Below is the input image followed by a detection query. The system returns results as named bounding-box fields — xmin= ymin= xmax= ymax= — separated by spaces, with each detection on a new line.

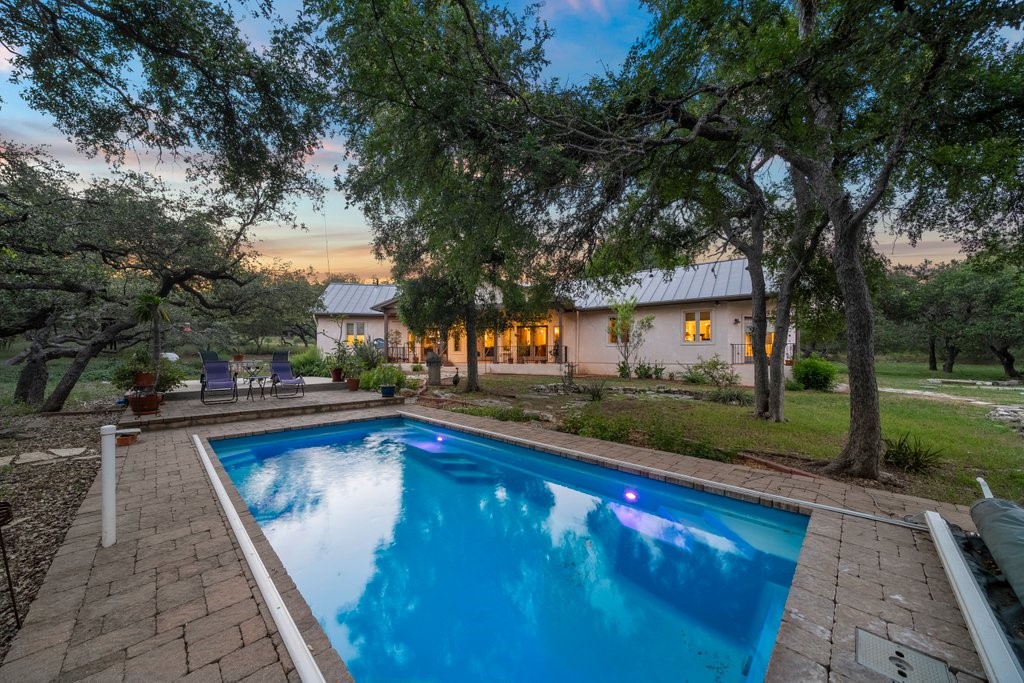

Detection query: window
xmin=684 ymin=311 xmax=712 ymax=342
xmin=608 ymin=318 xmax=630 ymax=344
xmin=345 ymin=322 xmax=365 ymax=344
xmin=452 ymin=334 xmax=461 ymax=352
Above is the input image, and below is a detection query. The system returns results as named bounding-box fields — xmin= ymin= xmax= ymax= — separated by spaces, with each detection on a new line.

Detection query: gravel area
xmin=0 ymin=406 xmax=122 ymax=662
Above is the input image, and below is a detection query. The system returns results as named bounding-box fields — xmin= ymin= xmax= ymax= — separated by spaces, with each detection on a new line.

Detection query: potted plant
xmin=111 ymin=351 xmax=187 ymax=414
xmin=330 ymin=342 xmax=350 ymax=383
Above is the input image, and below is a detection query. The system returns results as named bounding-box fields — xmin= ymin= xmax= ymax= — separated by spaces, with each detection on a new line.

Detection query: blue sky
xmin=0 ymin=1 xmax=965 ymax=280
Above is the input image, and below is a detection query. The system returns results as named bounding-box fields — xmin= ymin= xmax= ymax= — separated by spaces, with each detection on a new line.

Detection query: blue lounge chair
xmin=271 ymin=351 xmax=289 ymax=362
xmin=270 ymin=360 xmax=305 ymax=398
xmin=201 ymin=360 xmax=238 ymax=404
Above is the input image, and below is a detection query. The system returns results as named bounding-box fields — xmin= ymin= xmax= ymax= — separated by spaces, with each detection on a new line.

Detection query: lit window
xmin=345 ymin=322 xmax=366 ymax=344
xmin=453 ymin=334 xmax=461 ymax=352
xmin=684 ymin=311 xmax=712 ymax=342
xmin=608 ymin=318 xmax=630 ymax=344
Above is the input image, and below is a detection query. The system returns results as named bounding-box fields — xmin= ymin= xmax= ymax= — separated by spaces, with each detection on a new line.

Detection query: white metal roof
xmin=318 ymin=259 xmax=760 ymax=315
xmin=571 ymin=259 xmax=758 ymax=310
xmin=320 ymin=283 xmax=396 ymax=316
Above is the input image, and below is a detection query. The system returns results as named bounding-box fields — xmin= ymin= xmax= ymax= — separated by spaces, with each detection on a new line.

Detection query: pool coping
xmin=0 ymin=404 xmax=985 ymax=682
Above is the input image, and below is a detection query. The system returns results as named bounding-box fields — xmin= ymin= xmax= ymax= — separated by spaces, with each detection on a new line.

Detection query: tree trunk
xmin=768 ymin=290 xmax=796 ymax=423
xmin=942 ymin=341 xmax=959 ymax=374
xmin=465 ymin=310 xmax=481 ymax=392
xmin=823 ymin=223 xmax=881 ymax=479
xmin=748 ymin=262 xmax=771 ymax=419
xmin=14 ymin=354 xmax=48 ymax=405
xmin=989 ymin=344 xmax=1019 ymax=378
xmin=928 ymin=337 xmax=937 ymax=371
xmin=39 ymin=320 xmax=136 ymax=413
xmin=151 ymin=304 xmax=162 ymax=390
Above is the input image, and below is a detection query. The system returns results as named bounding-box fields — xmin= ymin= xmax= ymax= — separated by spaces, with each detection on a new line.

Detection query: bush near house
xmin=793 ymin=355 xmax=838 ymax=391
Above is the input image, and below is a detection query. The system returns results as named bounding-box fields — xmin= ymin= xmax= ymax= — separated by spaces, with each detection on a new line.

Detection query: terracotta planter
xmin=331 ymin=368 xmax=343 ymax=382
xmin=346 ymin=377 xmax=361 ymax=391
xmin=133 ymin=371 xmax=156 ymax=388
xmin=128 ymin=392 xmax=161 ymax=416
xmin=116 ymin=434 xmax=138 ymax=447
xmin=233 ymin=354 xmax=245 ymax=362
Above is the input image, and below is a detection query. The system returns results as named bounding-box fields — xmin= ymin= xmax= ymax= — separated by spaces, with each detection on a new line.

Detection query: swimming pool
xmin=214 ymin=417 xmax=808 ymax=682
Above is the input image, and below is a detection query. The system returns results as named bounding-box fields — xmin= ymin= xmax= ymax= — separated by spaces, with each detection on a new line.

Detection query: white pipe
xmin=100 ymin=425 xmax=116 ymax=547
xmin=976 ymin=477 xmax=994 ymax=499
xmin=924 ymin=511 xmax=1024 ymax=683
xmin=191 ymin=435 xmax=326 ymax=683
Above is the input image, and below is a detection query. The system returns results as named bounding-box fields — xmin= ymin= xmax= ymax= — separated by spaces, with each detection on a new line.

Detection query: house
xmin=315 ymin=259 xmax=795 ymax=384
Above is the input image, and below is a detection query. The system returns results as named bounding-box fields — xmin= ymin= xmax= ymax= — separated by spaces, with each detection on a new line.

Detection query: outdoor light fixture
xmin=624 ymin=490 xmax=639 ymax=503
xmin=436 ymin=436 xmax=444 ymax=442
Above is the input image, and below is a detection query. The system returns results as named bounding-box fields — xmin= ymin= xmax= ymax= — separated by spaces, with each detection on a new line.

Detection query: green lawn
xmin=866 ymin=361 xmax=1023 ymax=402
xmin=462 ymin=366 xmax=1024 ymax=506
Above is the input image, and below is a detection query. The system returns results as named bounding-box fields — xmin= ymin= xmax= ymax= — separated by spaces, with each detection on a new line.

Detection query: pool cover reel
xmin=971 ymin=498 xmax=1024 ymax=608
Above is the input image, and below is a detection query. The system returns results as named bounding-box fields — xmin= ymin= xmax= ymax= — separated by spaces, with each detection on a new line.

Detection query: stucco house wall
xmin=314 ymin=260 xmax=794 ymax=385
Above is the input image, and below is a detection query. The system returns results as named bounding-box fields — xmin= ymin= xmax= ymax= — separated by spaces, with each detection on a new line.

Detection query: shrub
xmin=793 ymin=355 xmax=838 ymax=391
xmin=680 ymin=364 xmax=708 ymax=384
xmin=784 ymin=378 xmax=805 ymax=391
xmin=451 ymin=406 xmax=534 ymax=422
xmin=411 ymin=363 xmax=424 ymax=372
xmin=616 ymin=360 xmax=631 ymax=378
xmin=351 ymin=340 xmax=384 ymax=371
xmin=359 ymin=364 xmax=406 ymax=391
xmin=706 ymin=387 xmax=754 ymax=406
xmin=883 ymin=433 xmax=942 ymax=473
xmin=582 ymin=379 xmax=607 ymax=401
xmin=634 ymin=359 xmax=654 ymax=379
xmin=652 ymin=363 xmax=665 ymax=380
xmin=682 ymin=355 xmax=739 ymax=389
xmin=290 ymin=347 xmax=330 ymax=377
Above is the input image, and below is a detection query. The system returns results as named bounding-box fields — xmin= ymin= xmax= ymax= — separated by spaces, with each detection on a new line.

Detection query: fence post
xmin=100 ymin=424 xmax=116 ymax=547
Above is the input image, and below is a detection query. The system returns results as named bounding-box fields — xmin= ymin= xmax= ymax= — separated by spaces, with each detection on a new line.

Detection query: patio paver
xmin=0 ymin=402 xmax=989 ymax=682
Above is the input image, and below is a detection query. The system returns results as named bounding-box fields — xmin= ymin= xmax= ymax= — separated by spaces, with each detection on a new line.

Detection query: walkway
xmin=0 ymin=403 xmax=986 ymax=682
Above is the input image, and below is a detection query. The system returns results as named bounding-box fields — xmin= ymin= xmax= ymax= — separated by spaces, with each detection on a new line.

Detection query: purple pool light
xmin=624 ymin=489 xmax=639 ymax=503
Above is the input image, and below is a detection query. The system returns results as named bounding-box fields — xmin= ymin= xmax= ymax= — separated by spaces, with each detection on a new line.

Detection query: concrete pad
xmin=50 ymin=447 xmax=88 ymax=457
xmin=17 ymin=451 xmax=57 ymax=464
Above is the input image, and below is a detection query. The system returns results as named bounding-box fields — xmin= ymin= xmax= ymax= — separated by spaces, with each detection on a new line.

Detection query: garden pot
xmin=133 ymin=371 xmax=156 ymax=389
xmin=346 ymin=377 xmax=361 ymax=391
xmin=127 ymin=392 xmax=161 ymax=416
xmin=331 ymin=368 xmax=343 ymax=382
xmin=116 ymin=434 xmax=138 ymax=447
xmin=380 ymin=385 xmax=396 ymax=398
xmin=233 ymin=354 xmax=245 ymax=362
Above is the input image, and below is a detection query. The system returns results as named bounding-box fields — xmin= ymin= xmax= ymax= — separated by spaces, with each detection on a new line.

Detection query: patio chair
xmin=270 ymin=360 xmax=305 ymax=398
xmin=200 ymin=360 xmax=238 ymax=404
xmin=199 ymin=351 xmax=221 ymax=362
xmin=271 ymin=351 xmax=289 ymax=362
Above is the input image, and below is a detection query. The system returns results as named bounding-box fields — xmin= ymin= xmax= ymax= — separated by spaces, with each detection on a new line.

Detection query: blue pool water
xmin=214 ymin=418 xmax=808 ymax=683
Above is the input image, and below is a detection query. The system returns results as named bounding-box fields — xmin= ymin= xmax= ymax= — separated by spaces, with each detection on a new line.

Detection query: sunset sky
xmin=0 ymin=0 xmax=966 ymax=282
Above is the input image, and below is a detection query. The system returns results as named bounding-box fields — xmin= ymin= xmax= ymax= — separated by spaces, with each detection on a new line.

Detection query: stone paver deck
xmin=1 ymin=403 xmax=988 ymax=682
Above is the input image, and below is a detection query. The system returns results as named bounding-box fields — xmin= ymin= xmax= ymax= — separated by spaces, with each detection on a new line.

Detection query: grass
xmin=866 ymin=361 xmax=1023 ymax=401
xmin=445 ymin=364 xmax=1023 ymax=506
